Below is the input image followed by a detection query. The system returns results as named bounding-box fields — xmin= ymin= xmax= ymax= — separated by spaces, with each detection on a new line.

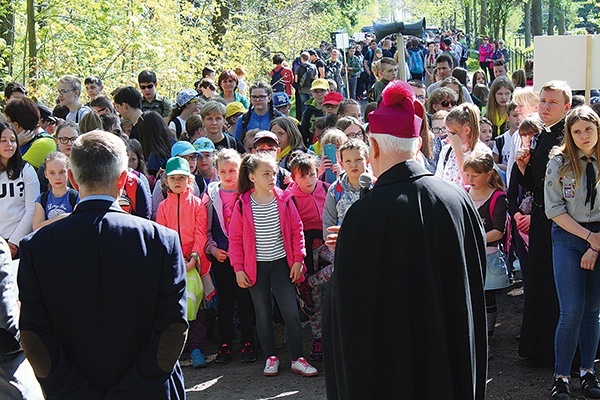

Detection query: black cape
xmin=323 ymin=161 xmax=487 ymax=400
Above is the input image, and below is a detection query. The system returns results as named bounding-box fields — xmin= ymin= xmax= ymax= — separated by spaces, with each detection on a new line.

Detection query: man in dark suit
xmin=18 ymin=131 xmax=188 ymax=399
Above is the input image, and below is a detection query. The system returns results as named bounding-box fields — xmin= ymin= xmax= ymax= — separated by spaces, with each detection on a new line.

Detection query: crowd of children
xmin=4 ymin=34 xmax=600 ymax=398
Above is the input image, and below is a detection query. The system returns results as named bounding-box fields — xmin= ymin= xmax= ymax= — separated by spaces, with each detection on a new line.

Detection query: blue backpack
xmin=408 ymin=49 xmax=424 ymax=75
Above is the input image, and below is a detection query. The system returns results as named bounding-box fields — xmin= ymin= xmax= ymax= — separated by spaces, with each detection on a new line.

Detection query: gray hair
xmin=370 ymin=133 xmax=420 ymax=155
xmin=70 ymin=130 xmax=128 ymax=191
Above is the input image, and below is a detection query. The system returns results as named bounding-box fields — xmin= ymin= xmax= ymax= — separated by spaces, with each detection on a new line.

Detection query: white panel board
xmin=533 ymin=35 xmax=600 ymax=91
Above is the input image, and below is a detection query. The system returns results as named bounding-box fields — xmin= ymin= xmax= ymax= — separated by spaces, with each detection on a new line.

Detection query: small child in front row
xmin=32 ymin=151 xmax=79 ymax=231
xmin=205 ymin=149 xmax=256 ymax=364
xmin=322 ymin=139 xmax=369 ymax=232
xmin=287 ymin=153 xmax=333 ymax=362
xmin=156 ymin=157 xmax=213 ymax=368
xmin=229 ymin=153 xmax=318 ymax=378
xmin=463 ymin=151 xmax=510 ymax=359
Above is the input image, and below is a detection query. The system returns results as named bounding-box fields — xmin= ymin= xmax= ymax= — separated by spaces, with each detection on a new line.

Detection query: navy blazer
xmin=18 ymin=199 xmax=187 ymax=399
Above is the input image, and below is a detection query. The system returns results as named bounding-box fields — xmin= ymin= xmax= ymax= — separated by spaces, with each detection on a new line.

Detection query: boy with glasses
xmin=138 ymin=70 xmax=172 ymax=120
xmin=57 ymin=75 xmax=92 ymax=124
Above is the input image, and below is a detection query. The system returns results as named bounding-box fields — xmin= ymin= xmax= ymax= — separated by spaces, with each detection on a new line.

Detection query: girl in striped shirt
xmin=229 ymin=152 xmax=318 ymax=378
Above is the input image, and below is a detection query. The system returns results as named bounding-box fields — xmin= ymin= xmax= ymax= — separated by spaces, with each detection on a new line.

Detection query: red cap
xmin=322 ymin=91 xmax=344 ymax=106
xmin=368 ymin=80 xmax=424 ymax=138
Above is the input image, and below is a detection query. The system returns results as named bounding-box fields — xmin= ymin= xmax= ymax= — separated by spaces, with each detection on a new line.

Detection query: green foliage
xmin=2 ymin=0 xmax=372 ymax=105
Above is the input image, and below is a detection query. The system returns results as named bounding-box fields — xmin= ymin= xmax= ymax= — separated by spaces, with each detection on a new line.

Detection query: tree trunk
xmin=532 ymin=0 xmax=542 ymax=36
xmin=557 ymin=5 xmax=565 ymax=35
xmin=524 ymin=0 xmax=531 ymax=47
xmin=465 ymin=2 xmax=471 ymax=35
xmin=0 ymin=0 xmax=15 ymax=75
xmin=480 ymin=0 xmax=487 ymax=35
xmin=547 ymin=0 xmax=555 ymax=35
xmin=26 ymin=0 xmax=36 ymax=84
xmin=210 ymin=1 xmax=230 ymax=63
xmin=474 ymin=0 xmax=479 ymax=38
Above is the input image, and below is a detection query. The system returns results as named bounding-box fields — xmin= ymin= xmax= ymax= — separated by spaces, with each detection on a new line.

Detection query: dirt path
xmin=181 ymin=280 xmax=578 ymax=399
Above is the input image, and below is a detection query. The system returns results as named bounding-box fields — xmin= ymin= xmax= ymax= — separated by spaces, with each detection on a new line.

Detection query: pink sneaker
xmin=291 ymin=357 xmax=318 ymax=377
xmin=263 ymin=356 xmax=279 ymax=376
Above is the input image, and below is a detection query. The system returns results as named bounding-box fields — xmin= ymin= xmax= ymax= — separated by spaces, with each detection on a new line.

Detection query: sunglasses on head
xmin=139 ymin=83 xmax=155 ymax=90
xmin=440 ymin=100 xmax=457 ymax=108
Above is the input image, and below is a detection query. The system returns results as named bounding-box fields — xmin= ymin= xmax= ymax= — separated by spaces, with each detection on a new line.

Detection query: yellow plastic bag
xmin=186 ymin=268 xmax=204 ymax=321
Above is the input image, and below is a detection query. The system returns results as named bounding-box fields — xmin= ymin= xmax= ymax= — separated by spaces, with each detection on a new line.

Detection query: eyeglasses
xmin=431 ymin=127 xmax=447 ymax=134
xmin=42 ymin=119 xmax=57 ymax=126
xmin=346 ymin=131 xmax=364 ymax=140
xmin=139 ymin=84 xmax=155 ymax=90
xmin=57 ymin=136 xmax=78 ymax=144
xmin=58 ymin=89 xmax=75 ymax=95
xmin=256 ymin=148 xmax=277 ymax=154
xmin=183 ymin=155 xmax=199 ymax=162
xmin=251 ymin=95 xmax=268 ymax=101
xmin=440 ymin=100 xmax=457 ymax=108
xmin=323 ymin=104 xmax=338 ymax=109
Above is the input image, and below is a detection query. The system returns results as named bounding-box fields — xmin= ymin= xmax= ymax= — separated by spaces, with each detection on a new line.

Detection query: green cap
xmin=165 ymin=157 xmax=191 ymax=176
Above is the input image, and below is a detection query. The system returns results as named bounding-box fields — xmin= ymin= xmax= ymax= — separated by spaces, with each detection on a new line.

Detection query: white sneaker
xmin=263 ymin=356 xmax=279 ymax=376
xmin=291 ymin=357 xmax=318 ymax=377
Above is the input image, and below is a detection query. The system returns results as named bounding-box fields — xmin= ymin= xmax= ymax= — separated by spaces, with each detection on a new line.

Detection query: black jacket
xmin=323 ymin=160 xmax=487 ymax=400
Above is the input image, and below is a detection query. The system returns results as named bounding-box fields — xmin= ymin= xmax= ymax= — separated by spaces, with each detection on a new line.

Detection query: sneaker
xmin=241 ymin=342 xmax=257 ymax=363
xmin=551 ymin=378 xmax=571 ymax=400
xmin=295 ymin=280 xmax=315 ymax=317
xmin=291 ymin=357 xmax=318 ymax=377
xmin=581 ymin=372 xmax=600 ymax=398
xmin=215 ymin=343 xmax=232 ymax=364
xmin=309 ymin=338 xmax=323 ymax=362
xmin=263 ymin=356 xmax=280 ymax=376
xmin=190 ymin=348 xmax=207 ymax=368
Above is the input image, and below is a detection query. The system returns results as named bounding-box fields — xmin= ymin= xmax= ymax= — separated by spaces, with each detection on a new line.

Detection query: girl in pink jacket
xmin=229 ymin=152 xmax=318 ymax=378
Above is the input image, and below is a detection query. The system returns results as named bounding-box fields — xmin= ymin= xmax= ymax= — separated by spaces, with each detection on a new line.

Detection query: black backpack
xmin=271 ymin=68 xmax=285 ymax=93
xmin=40 ymin=189 xmax=78 ymax=211
xmin=169 ymin=117 xmax=183 ymax=139
xmin=298 ymin=64 xmax=317 ymax=89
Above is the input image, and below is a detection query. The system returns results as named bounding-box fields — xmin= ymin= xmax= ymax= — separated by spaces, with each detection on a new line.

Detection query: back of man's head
xmin=114 ymin=87 xmax=142 ymax=110
xmin=70 ymin=131 xmax=127 ymax=192
xmin=202 ymin=67 xmax=215 ymax=78
xmin=273 ymin=53 xmax=285 ymax=65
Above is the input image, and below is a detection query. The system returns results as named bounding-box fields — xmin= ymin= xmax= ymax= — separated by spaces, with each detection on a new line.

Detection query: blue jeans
xmin=552 ymin=223 xmax=600 ymax=375
xmin=249 ymin=258 xmax=304 ymax=360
